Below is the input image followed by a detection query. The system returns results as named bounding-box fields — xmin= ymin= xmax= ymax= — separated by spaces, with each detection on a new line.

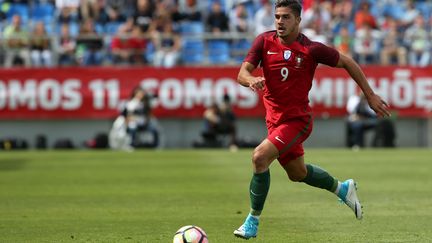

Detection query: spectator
xmin=0 ymin=6 xmax=6 ymax=22
xmin=329 ymin=0 xmax=353 ymax=36
xmin=354 ymin=1 xmax=377 ymax=30
xmin=379 ymin=13 xmax=397 ymax=32
xmin=202 ymin=94 xmax=238 ymax=149
xmin=30 ymin=21 xmax=53 ymax=67
xmin=123 ymin=86 xmax=160 ymax=148
xmin=106 ymin=0 xmax=136 ymax=19
xmin=399 ymin=0 xmax=420 ymax=30
xmin=404 ymin=15 xmax=431 ymax=67
xmin=302 ymin=19 xmax=328 ymax=45
xmin=254 ymin=0 xmax=274 ymax=36
xmin=300 ymin=0 xmax=331 ymax=34
xmin=79 ymin=0 xmax=100 ymax=21
xmin=57 ymin=7 xmax=79 ymax=26
xmin=57 ymin=24 xmax=77 ymax=66
xmin=177 ymin=0 xmax=203 ymax=22
xmin=333 ymin=25 xmax=353 ymax=58
xmin=353 ymin=22 xmax=381 ymax=65
xmin=346 ymin=93 xmax=378 ymax=149
xmin=206 ymin=1 xmax=230 ymax=34
xmin=104 ymin=5 xmax=127 ymax=25
xmin=229 ymin=2 xmax=253 ymax=33
xmin=380 ymin=17 xmax=407 ymax=66
xmin=84 ymin=1 xmax=120 ymax=30
xmin=333 ymin=0 xmax=353 ymax=21
xmin=75 ymin=19 xmax=104 ymax=66
xmin=131 ymin=0 xmax=155 ymax=33
xmin=56 ymin=0 xmax=80 ymax=23
xmin=3 ymin=15 xmax=31 ymax=67
xmin=150 ymin=14 xmax=181 ymax=68
xmin=111 ymin=25 xmax=147 ymax=65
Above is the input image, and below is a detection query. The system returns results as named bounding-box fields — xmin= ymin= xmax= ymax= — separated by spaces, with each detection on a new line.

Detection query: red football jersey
xmin=244 ymin=31 xmax=340 ymax=126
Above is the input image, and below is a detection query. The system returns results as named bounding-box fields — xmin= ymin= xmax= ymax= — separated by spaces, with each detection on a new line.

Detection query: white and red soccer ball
xmin=173 ymin=225 xmax=208 ymax=243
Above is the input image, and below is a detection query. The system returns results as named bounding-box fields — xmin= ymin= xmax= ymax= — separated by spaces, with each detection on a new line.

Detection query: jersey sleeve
xmin=310 ymin=42 xmax=340 ymax=67
xmin=244 ymin=34 xmax=264 ymax=67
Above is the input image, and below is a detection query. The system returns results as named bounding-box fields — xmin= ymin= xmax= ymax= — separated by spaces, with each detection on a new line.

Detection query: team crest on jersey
xmin=283 ymin=50 xmax=292 ymax=60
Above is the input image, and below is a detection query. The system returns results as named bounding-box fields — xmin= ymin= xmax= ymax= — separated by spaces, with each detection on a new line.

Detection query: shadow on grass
xmin=0 ymin=159 xmax=28 ymax=171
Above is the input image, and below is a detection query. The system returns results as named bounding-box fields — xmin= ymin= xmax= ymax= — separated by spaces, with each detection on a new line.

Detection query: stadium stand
xmin=0 ymin=0 xmax=431 ymax=67
xmin=207 ymin=39 xmax=230 ymax=64
xmin=181 ymin=38 xmax=205 ymax=65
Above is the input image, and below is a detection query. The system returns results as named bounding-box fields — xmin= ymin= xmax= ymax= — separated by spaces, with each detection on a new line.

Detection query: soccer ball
xmin=173 ymin=225 xmax=208 ymax=243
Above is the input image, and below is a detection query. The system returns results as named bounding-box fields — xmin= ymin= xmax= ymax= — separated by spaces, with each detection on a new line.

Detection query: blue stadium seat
xmin=178 ymin=21 xmax=204 ymax=35
xmin=208 ymin=0 xmax=227 ymax=13
xmin=7 ymin=4 xmax=29 ymax=23
xmin=416 ymin=2 xmax=432 ymax=20
xmin=31 ymin=3 xmax=54 ymax=23
xmin=181 ymin=39 xmax=205 ymax=65
xmin=68 ymin=22 xmax=80 ymax=37
xmin=230 ymin=39 xmax=251 ymax=64
xmin=208 ymin=40 xmax=230 ymax=64
xmin=105 ymin=22 xmax=122 ymax=35
xmin=94 ymin=22 xmax=105 ymax=34
xmin=145 ymin=41 xmax=155 ymax=64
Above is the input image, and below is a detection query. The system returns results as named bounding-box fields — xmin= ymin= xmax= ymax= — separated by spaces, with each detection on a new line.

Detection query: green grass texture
xmin=0 ymin=149 xmax=431 ymax=242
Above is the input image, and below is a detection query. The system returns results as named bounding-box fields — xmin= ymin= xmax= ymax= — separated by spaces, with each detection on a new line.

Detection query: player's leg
xmin=235 ymin=116 xmax=312 ymax=239
xmin=281 ymin=155 xmax=339 ymax=192
xmin=280 ymin=154 xmax=363 ymax=219
xmin=234 ymin=139 xmax=278 ymax=239
xmin=249 ymin=139 xmax=279 ymax=214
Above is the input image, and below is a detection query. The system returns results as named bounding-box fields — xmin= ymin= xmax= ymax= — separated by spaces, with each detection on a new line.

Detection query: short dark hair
xmin=275 ymin=0 xmax=302 ymax=17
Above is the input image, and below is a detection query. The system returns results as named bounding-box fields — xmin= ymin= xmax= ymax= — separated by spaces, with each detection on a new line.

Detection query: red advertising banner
xmin=0 ymin=66 xmax=430 ymax=119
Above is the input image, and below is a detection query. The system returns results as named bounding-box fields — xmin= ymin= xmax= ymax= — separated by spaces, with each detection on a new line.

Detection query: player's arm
xmin=237 ymin=62 xmax=265 ymax=91
xmin=336 ymin=53 xmax=391 ymax=117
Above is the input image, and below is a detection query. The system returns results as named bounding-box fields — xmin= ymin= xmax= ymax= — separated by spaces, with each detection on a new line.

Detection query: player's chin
xmin=277 ymin=30 xmax=289 ymax=37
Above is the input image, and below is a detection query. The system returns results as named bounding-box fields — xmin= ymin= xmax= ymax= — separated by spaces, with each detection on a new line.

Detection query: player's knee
xmin=252 ymin=148 xmax=270 ymax=172
xmin=286 ymin=168 xmax=307 ymax=182
xmin=287 ymin=173 xmax=305 ymax=182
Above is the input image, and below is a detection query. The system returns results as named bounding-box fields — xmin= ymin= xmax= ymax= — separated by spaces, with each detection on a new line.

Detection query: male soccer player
xmin=233 ymin=0 xmax=390 ymax=239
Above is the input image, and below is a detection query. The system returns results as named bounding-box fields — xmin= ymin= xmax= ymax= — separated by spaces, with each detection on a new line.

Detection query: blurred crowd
xmin=1 ymin=0 xmax=432 ymax=68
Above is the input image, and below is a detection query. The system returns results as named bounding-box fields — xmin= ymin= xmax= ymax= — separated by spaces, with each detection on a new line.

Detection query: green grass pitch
xmin=0 ymin=149 xmax=431 ymax=242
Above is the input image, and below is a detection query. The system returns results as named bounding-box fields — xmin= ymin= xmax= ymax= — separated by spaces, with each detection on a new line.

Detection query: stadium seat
xmin=31 ymin=3 xmax=54 ymax=23
xmin=181 ymin=39 xmax=205 ymax=65
xmin=145 ymin=41 xmax=155 ymax=64
xmin=68 ymin=22 xmax=80 ymax=37
xmin=7 ymin=4 xmax=29 ymax=23
xmin=230 ymin=39 xmax=251 ymax=64
xmin=208 ymin=40 xmax=230 ymax=64
xmin=208 ymin=0 xmax=227 ymax=13
xmin=105 ymin=22 xmax=122 ymax=35
xmin=55 ymin=21 xmax=80 ymax=37
xmin=178 ymin=21 xmax=204 ymax=35
xmin=416 ymin=2 xmax=432 ymax=20
xmin=94 ymin=22 xmax=105 ymax=34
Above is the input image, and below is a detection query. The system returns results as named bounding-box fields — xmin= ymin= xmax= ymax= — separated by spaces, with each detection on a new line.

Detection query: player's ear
xmin=296 ymin=16 xmax=301 ymax=25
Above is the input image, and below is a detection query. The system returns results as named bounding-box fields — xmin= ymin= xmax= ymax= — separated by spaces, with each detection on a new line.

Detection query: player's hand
xmin=249 ymin=77 xmax=265 ymax=91
xmin=366 ymin=93 xmax=391 ymax=117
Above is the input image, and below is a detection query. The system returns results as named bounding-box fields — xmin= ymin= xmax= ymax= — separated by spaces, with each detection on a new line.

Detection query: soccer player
xmin=233 ymin=0 xmax=391 ymax=239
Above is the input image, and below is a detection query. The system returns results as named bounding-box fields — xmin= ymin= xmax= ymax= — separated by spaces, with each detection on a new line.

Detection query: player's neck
xmin=278 ymin=31 xmax=299 ymax=45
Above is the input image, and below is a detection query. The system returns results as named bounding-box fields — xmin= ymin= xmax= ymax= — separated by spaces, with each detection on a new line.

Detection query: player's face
xmin=274 ymin=7 xmax=300 ymax=38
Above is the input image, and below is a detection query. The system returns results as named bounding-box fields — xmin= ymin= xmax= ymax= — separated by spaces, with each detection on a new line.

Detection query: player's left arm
xmin=335 ymin=53 xmax=391 ymax=117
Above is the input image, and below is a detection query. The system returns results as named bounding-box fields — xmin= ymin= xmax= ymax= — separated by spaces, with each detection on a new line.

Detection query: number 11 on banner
xmin=88 ymin=79 xmax=119 ymax=109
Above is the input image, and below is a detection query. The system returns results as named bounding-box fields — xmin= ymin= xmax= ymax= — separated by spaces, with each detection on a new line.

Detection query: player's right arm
xmin=238 ymin=34 xmax=267 ymax=91
xmin=237 ymin=62 xmax=265 ymax=91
